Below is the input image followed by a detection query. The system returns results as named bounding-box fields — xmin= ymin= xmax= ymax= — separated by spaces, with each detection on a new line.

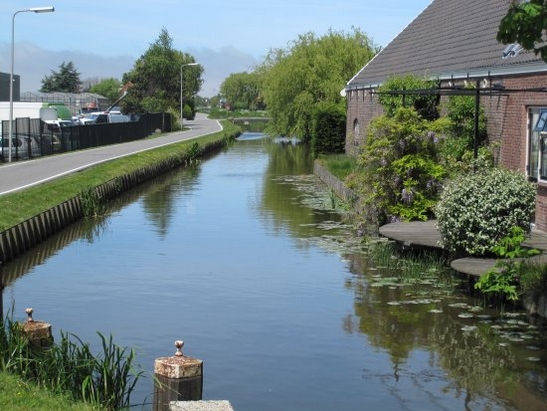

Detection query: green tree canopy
xmin=40 ymin=61 xmax=82 ymax=93
xmin=89 ymin=78 xmax=122 ymax=104
xmin=220 ymin=71 xmax=264 ymax=110
xmin=122 ymin=28 xmax=203 ymax=114
xmin=260 ymin=28 xmax=378 ymax=140
xmin=498 ymin=0 xmax=547 ymax=61
xmin=377 ymin=74 xmax=440 ymax=120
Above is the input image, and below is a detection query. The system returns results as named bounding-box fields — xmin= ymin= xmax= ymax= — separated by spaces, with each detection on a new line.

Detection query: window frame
xmin=527 ymin=106 xmax=547 ymax=182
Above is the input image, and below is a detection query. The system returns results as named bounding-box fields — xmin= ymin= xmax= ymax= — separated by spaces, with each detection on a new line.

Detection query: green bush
xmin=183 ymin=100 xmax=196 ymax=120
xmin=438 ymin=89 xmax=491 ymax=176
xmin=0 ymin=315 xmax=143 ymax=411
xmin=378 ymin=74 xmax=439 ymax=120
xmin=311 ymin=102 xmax=346 ymax=155
xmin=349 ymin=107 xmax=447 ymax=224
xmin=435 ymin=168 xmax=536 ymax=256
xmin=167 ymin=108 xmax=182 ymax=130
xmin=443 ymin=91 xmax=487 ymax=158
xmin=474 ymin=227 xmax=540 ymax=302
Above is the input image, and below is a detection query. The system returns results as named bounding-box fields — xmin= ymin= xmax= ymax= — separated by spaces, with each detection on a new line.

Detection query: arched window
xmin=353 ymin=118 xmax=360 ymax=136
xmin=353 ymin=119 xmax=360 ymax=146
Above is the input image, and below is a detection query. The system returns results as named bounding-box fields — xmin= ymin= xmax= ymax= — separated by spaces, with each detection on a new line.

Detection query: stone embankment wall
xmin=0 ymin=137 xmax=232 ymax=265
xmin=313 ymin=160 xmax=357 ymax=205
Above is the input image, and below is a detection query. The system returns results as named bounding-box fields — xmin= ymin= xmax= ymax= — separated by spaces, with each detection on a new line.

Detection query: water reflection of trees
xmin=0 ymin=164 xmax=204 ymax=289
xmin=138 ymin=165 xmax=202 ymax=237
xmin=345 ymin=253 xmax=547 ymax=409
xmin=259 ymin=140 xmax=342 ymax=241
xmin=254 ymin=136 xmax=547 ymax=408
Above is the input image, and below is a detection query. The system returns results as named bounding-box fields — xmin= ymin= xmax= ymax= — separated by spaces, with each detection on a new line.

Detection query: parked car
xmin=78 ymin=111 xmax=130 ymax=125
xmin=78 ymin=111 xmax=105 ymax=125
xmin=0 ymin=135 xmax=41 ymax=159
xmin=45 ymin=119 xmax=74 ymax=133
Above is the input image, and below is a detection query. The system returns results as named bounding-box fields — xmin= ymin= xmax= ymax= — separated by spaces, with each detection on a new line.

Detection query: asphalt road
xmin=0 ymin=113 xmax=222 ymax=195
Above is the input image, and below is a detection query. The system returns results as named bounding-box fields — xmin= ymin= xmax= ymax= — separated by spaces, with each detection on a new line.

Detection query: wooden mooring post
xmin=153 ymin=340 xmax=203 ymax=411
xmin=22 ymin=308 xmax=53 ymax=348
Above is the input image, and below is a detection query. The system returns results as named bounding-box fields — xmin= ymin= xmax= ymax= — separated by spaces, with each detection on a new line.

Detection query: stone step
xmin=170 ymin=400 xmax=235 ymax=411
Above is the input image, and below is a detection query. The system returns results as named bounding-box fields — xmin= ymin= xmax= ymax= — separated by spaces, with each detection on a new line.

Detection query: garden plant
xmin=0 ymin=315 xmax=143 ymax=411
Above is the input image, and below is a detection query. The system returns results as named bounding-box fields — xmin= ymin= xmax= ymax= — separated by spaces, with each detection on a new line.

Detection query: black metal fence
xmin=0 ymin=112 xmax=172 ymax=162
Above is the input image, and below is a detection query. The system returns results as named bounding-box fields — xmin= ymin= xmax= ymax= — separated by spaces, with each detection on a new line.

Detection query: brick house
xmin=345 ymin=0 xmax=547 ymax=230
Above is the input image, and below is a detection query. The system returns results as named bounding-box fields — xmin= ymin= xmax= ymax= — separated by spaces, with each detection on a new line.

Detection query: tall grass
xmin=0 ymin=315 xmax=143 ymax=410
xmin=80 ymin=187 xmax=108 ymax=217
xmin=367 ymin=239 xmax=451 ymax=281
xmin=366 ymin=239 xmax=399 ymax=270
xmin=518 ymin=261 xmax=547 ymax=300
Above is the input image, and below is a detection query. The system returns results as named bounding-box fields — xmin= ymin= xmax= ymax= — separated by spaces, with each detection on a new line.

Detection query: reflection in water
xmin=0 ymin=164 xmax=205 ymax=288
xmin=1 ymin=133 xmax=547 ymax=411
xmin=346 ymin=250 xmax=547 ymax=410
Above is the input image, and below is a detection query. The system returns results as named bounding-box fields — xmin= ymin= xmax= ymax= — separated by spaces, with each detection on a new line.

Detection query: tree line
xmin=217 ymin=1 xmax=545 ymax=145
xmin=38 ymin=2 xmax=545 ymax=135
xmin=39 ymin=28 xmax=203 ymax=126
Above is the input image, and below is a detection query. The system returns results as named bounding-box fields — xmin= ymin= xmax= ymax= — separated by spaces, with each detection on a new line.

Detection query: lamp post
xmin=9 ymin=6 xmax=55 ymax=163
xmin=180 ymin=63 xmax=198 ymax=128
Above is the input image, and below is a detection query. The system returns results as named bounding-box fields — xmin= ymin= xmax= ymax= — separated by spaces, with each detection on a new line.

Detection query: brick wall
xmin=484 ymin=74 xmax=547 ymax=230
xmin=345 ymin=88 xmax=384 ymax=156
xmin=483 ymin=74 xmax=547 ymax=172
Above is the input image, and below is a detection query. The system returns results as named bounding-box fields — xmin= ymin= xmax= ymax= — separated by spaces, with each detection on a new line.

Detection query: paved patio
xmin=378 ymin=220 xmax=547 ymax=277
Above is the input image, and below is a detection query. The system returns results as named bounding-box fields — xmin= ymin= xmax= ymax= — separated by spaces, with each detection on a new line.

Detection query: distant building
xmin=0 ymin=72 xmax=107 ymax=116
xmin=20 ymin=91 xmax=109 ymax=117
xmin=0 ymin=72 xmax=20 ymax=102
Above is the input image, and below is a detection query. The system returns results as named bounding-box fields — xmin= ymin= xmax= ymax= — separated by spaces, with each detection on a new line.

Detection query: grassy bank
xmin=0 ymin=371 xmax=100 ymax=411
xmin=0 ymin=121 xmax=240 ymax=231
xmin=317 ymin=154 xmax=357 ymax=181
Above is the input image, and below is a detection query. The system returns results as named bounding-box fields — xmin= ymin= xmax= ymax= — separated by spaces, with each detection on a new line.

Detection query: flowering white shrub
xmin=435 ymin=168 xmax=536 ymax=256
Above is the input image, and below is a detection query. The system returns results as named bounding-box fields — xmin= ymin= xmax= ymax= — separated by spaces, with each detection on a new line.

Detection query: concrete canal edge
xmin=0 ymin=136 xmax=234 ymax=265
xmin=313 ymin=160 xmax=358 ymax=205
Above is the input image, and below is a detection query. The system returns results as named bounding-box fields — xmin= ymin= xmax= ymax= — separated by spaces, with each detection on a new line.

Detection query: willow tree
xmin=220 ymin=71 xmax=264 ymax=110
xmin=260 ymin=28 xmax=378 ymax=141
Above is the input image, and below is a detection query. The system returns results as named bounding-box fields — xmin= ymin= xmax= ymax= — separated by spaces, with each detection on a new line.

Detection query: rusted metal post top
xmin=21 ymin=308 xmax=53 ymax=348
xmin=26 ymin=307 xmax=34 ymax=322
xmin=155 ymin=340 xmax=203 ymax=380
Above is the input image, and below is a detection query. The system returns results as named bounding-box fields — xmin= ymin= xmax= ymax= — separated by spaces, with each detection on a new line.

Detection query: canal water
xmin=2 ymin=132 xmax=547 ymax=411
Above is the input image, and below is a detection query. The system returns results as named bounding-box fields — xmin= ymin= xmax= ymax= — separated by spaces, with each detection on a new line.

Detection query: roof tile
xmin=348 ymin=0 xmax=543 ymax=88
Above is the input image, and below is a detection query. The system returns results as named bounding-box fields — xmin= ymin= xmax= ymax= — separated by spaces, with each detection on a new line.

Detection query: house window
xmin=534 ymin=109 xmax=547 ymax=132
xmin=353 ymin=119 xmax=360 ymax=146
xmin=528 ymin=107 xmax=547 ymax=181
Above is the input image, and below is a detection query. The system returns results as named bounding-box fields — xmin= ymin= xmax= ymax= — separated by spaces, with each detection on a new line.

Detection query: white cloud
xmin=189 ymin=46 xmax=261 ymax=96
xmin=0 ymin=42 xmax=260 ymax=98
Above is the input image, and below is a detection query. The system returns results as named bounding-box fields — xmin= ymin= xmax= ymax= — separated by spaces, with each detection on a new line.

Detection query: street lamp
xmin=180 ymin=63 xmax=198 ymax=128
xmin=9 ymin=6 xmax=55 ymax=163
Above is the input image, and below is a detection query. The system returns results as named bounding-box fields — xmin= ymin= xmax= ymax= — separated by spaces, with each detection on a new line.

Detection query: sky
xmin=0 ymin=1 xmax=432 ymax=97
